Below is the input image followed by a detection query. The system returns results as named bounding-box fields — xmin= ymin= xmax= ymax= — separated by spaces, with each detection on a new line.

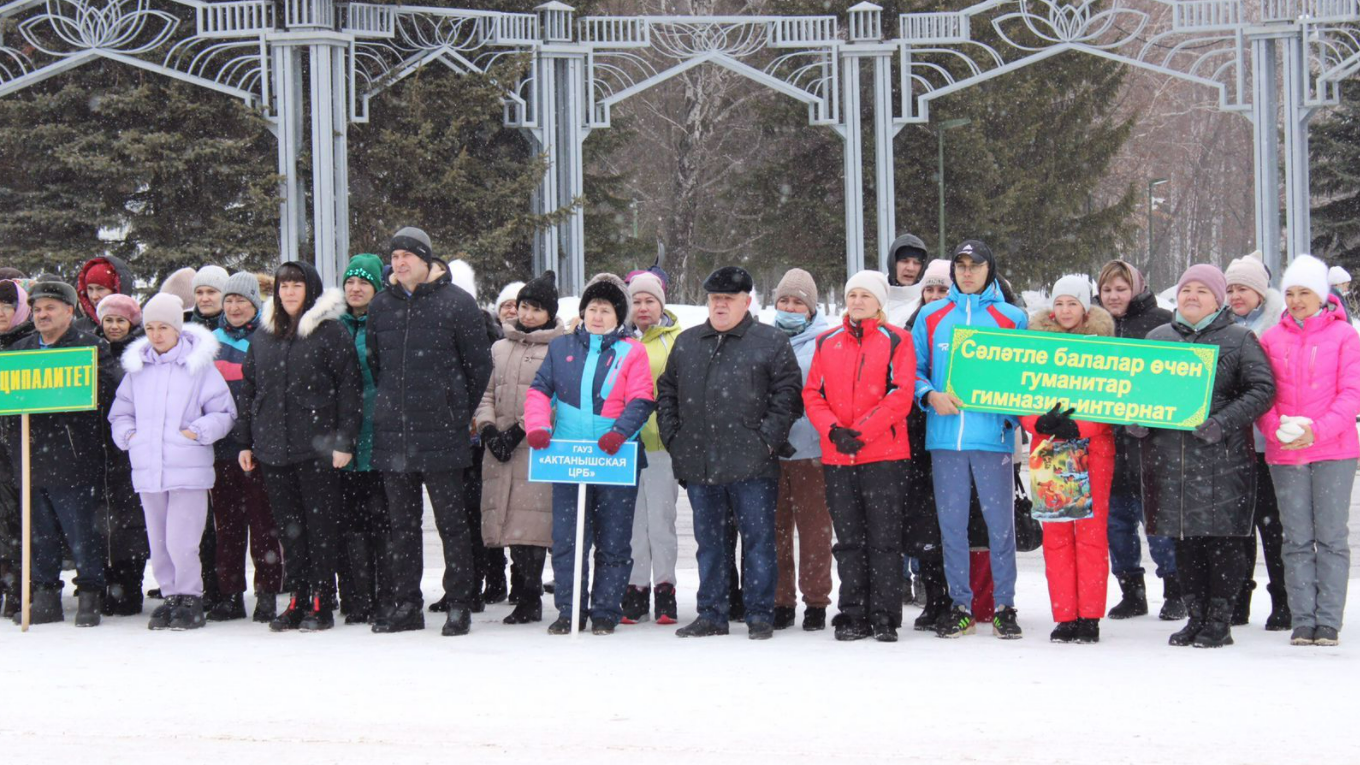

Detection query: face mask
xmin=775 ymin=310 xmax=811 ymax=336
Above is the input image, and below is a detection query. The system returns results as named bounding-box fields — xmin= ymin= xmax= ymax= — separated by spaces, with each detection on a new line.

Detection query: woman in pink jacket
xmin=109 ymin=294 xmax=237 ymax=632
xmin=1258 ymin=254 xmax=1360 ymax=647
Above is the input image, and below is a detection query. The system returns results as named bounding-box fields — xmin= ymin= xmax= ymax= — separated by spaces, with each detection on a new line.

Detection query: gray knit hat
xmin=223 ymin=271 xmax=262 ymax=313
xmin=774 ymin=268 xmax=818 ymax=309
xmin=390 ymin=226 xmax=434 ymax=264
xmin=192 ymin=265 xmax=229 ymax=294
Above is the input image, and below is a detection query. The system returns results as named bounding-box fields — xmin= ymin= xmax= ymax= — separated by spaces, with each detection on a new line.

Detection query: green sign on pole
xmin=945 ymin=327 xmax=1217 ymax=431
xmin=0 ymin=347 xmax=99 ymax=415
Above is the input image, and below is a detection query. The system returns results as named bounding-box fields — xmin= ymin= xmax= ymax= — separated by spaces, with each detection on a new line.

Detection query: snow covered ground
xmin=2 ymin=481 xmax=1357 ymax=765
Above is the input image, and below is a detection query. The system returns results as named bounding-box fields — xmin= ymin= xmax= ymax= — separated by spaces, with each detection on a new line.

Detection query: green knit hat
xmin=343 ymin=253 xmax=385 ymax=292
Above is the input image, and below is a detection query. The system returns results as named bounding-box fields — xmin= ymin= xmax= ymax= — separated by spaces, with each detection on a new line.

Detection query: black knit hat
xmin=28 ymin=280 xmax=79 ymax=308
xmin=390 ymin=226 xmax=433 ymax=265
xmin=702 ymin=266 xmax=754 ymax=294
xmin=517 ymin=270 xmax=559 ymax=319
xmin=579 ymin=273 xmax=629 ymax=326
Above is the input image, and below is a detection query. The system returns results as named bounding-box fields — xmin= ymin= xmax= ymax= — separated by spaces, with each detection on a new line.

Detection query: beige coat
xmin=475 ymin=318 xmax=567 ymax=548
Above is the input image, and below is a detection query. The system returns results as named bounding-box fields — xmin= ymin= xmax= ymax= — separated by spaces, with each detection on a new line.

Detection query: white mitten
xmin=1276 ymin=415 xmax=1314 ymax=444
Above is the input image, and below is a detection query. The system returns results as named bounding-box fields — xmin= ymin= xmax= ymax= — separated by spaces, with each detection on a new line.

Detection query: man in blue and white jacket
xmin=911 ymin=240 xmax=1028 ymax=639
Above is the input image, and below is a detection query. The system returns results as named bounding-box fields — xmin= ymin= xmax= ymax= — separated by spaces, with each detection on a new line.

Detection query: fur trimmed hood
xmin=121 ymin=322 xmax=221 ymax=375
xmin=260 ymin=287 xmax=347 ymax=338
xmin=1029 ymin=304 xmax=1115 ymax=337
xmin=387 ymin=258 xmax=450 ymax=291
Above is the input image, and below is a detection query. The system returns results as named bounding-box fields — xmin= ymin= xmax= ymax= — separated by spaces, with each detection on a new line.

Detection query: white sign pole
xmin=570 ymin=482 xmax=587 ymax=639
xmin=20 ymin=413 xmax=30 ymax=632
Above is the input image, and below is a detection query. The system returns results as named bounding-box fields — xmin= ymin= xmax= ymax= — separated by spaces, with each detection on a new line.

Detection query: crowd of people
xmin=0 ymin=230 xmax=1353 ymax=648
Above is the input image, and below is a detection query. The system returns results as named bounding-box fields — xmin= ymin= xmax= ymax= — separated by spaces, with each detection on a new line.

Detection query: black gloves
xmin=829 ymin=426 xmax=865 ymax=455
xmin=1193 ymin=418 xmax=1223 ymax=444
xmin=482 ymin=424 xmax=526 ymax=463
xmin=1034 ymin=403 xmax=1081 ymax=441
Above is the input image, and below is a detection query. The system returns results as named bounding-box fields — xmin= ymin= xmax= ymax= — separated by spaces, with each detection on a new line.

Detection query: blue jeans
xmin=688 ymin=477 xmax=778 ymax=626
xmin=31 ymin=484 xmax=105 ymax=591
xmin=551 ymin=482 xmax=637 ymax=626
xmin=1107 ymin=491 xmax=1176 ymax=578
xmin=931 ymin=450 xmax=1016 ymax=610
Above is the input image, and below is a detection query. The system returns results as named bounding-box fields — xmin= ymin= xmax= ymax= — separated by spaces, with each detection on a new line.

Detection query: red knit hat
xmin=83 ymin=261 xmax=118 ymax=292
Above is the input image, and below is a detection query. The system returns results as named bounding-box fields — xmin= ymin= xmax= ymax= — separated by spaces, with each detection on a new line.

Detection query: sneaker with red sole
xmin=654 ymin=583 xmax=678 ymax=625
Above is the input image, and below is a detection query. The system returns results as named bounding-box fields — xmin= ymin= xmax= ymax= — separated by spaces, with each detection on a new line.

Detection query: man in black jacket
xmin=1095 ymin=260 xmax=1184 ymax=621
xmin=365 ymin=227 xmax=493 ymax=636
xmin=657 ymin=266 xmax=803 ymax=640
xmin=6 ymin=281 xmax=120 ymax=626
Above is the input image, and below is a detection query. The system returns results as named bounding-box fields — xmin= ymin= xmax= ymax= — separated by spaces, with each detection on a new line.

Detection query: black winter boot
xmin=74 ymin=590 xmax=102 ymax=627
xmin=802 ymin=606 xmax=826 ymax=631
xmin=872 ymin=614 xmax=898 ymax=643
xmin=502 ymin=598 xmax=542 ymax=625
xmin=269 ymin=594 xmax=308 ymax=632
xmin=208 ymin=592 xmax=247 ymax=622
xmin=1265 ymin=582 xmax=1291 ymax=631
xmin=1108 ymin=573 xmax=1147 ymax=619
xmin=654 ymin=583 xmax=678 ymax=625
xmin=147 ymin=597 xmax=174 ymax=630
xmin=1168 ymin=595 xmax=1204 ymax=647
xmin=169 ymin=596 xmax=206 ymax=631
xmin=371 ymin=601 xmax=424 ymax=633
xmin=482 ymin=564 xmax=508 ymax=605
xmin=914 ymin=576 xmax=950 ymax=631
xmin=675 ymin=617 xmax=728 ymax=638
xmin=1193 ymin=597 xmax=1235 ymax=648
xmin=833 ymin=613 xmax=871 ymax=641
xmin=299 ymin=596 xmax=334 ymax=631
xmin=1159 ymin=574 xmax=1188 ymax=620
xmin=1050 ymin=620 xmax=1079 ymax=643
xmin=1231 ymin=580 xmax=1255 ymax=626
xmin=252 ymin=592 xmax=277 ymax=624
xmin=1075 ymin=617 xmax=1100 ymax=644
xmin=15 ymin=587 xmax=64 ymax=625
xmin=428 ymin=594 xmax=451 ymax=613
xmin=441 ymin=607 xmax=471 ymax=636
xmin=773 ymin=606 xmax=796 ymax=630
xmin=729 ymin=586 xmax=746 ymax=623
xmin=102 ymin=560 xmax=144 ymax=616
xmin=621 ymin=585 xmax=650 ymax=624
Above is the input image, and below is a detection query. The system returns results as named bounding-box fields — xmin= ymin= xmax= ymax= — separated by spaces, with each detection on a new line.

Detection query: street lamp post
xmin=936 ymin=118 xmax=971 ymax=258
xmin=1147 ymin=177 xmax=1169 ymax=268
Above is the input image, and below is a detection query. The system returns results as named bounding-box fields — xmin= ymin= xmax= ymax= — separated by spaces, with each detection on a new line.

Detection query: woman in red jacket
xmin=804 ymin=270 xmax=916 ymax=642
xmin=1019 ymin=276 xmax=1116 ymax=644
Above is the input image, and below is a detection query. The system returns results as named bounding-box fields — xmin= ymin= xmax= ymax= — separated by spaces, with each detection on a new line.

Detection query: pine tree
xmin=1310 ymin=80 xmax=1360 ymax=270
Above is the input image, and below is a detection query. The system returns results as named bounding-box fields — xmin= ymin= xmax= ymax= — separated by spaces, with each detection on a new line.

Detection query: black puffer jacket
xmin=235 ymin=263 xmax=362 ymax=466
xmin=657 ymin=313 xmax=803 ymax=486
xmin=4 ymin=325 xmax=121 ymax=488
xmin=1100 ymin=289 xmax=1174 ymax=496
xmin=1140 ymin=309 xmax=1275 ymax=539
xmin=365 ymin=260 xmax=493 ymax=474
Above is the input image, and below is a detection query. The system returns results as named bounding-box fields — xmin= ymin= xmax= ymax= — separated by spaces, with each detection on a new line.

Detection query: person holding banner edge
xmin=910 ymin=240 xmax=1029 ymax=639
xmin=524 ymin=273 xmax=655 ymax=635
xmin=6 ymin=280 xmax=121 ymax=627
xmin=1131 ymin=264 xmax=1275 ymax=648
xmin=1018 ymin=276 xmax=1115 ymax=644
xmin=1094 ymin=260 xmax=1184 ymax=622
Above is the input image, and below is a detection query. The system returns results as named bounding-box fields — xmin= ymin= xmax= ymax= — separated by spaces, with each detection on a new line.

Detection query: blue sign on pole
xmin=528 ymin=439 xmax=639 ymax=487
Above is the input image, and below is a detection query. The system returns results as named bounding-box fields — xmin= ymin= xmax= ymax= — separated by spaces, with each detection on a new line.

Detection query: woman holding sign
xmin=1018 ymin=276 xmax=1115 ymax=644
xmin=1133 ymin=264 xmax=1275 ymax=649
xmin=803 ymin=270 xmax=916 ymax=642
xmin=524 ymin=273 xmax=655 ymax=636
xmin=1258 ymin=254 xmax=1360 ymax=647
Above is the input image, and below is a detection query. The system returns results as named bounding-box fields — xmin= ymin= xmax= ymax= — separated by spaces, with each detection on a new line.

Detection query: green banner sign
xmin=945 ymin=327 xmax=1217 ymax=430
xmin=0 ymin=347 xmax=99 ymax=415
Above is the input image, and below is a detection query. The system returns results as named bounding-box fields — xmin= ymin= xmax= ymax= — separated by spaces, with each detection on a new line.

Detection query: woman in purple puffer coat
xmin=109 ymin=294 xmax=237 ymax=632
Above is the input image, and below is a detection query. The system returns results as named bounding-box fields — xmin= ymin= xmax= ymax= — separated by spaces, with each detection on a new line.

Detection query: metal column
xmin=555 ymin=54 xmax=586 ymax=296
xmin=533 ymin=55 xmax=561 ymax=281
xmin=272 ymin=44 xmax=304 ymax=265
xmin=1250 ymin=36 xmax=1281 ymax=279
xmin=332 ymin=44 xmax=350 ymax=274
xmin=841 ymin=56 xmax=866 ymax=277
xmin=1281 ymin=34 xmax=1313 ymax=264
xmin=871 ymin=52 xmax=896 ymax=273
xmin=309 ymin=41 xmax=340 ymax=286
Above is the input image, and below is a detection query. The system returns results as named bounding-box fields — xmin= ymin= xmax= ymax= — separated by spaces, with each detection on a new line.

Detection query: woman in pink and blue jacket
xmin=524 ymin=273 xmax=655 ymax=636
xmin=1258 ymin=254 xmax=1360 ymax=648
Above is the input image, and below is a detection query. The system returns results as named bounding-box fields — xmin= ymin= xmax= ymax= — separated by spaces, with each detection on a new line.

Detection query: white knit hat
xmin=1224 ymin=251 xmax=1270 ymax=299
xmin=1281 ymin=254 xmax=1330 ymax=299
xmin=191 ymin=265 xmax=229 ymax=294
xmin=1051 ymin=274 xmax=1092 ymax=311
xmin=918 ymin=259 xmax=952 ymax=290
xmin=1329 ymin=265 xmax=1351 ymax=286
xmin=142 ymin=292 xmax=184 ymax=332
xmin=495 ymin=281 xmax=525 ymax=310
xmin=844 ymin=270 xmax=889 ymax=310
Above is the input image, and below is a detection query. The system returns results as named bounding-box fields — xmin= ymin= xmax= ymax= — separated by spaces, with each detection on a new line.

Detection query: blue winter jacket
xmin=911 ymin=281 xmax=1028 ymax=452
xmin=527 ymin=326 xmax=656 ymax=451
xmin=783 ymin=311 xmax=830 ymax=461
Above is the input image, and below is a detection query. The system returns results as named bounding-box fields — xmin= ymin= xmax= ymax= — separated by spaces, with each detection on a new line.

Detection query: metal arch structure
xmin=887 ymin=0 xmax=1360 ymax=278
xmin=2 ymin=2 xmax=1358 ymax=291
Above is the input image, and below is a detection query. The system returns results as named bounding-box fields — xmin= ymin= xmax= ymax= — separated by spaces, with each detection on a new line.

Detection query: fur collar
xmin=1029 ymin=305 xmax=1115 ymax=337
xmin=260 ymin=288 xmax=347 ymax=338
xmin=121 ymin=323 xmax=220 ymax=375
xmin=387 ymin=259 xmax=448 ymax=290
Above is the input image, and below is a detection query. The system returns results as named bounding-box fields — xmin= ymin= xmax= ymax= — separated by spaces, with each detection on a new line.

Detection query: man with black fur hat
xmin=365 ymin=227 xmax=493 ymax=637
xmin=5 ymin=280 xmax=121 ymax=626
xmin=657 ymin=266 xmax=803 ymax=640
